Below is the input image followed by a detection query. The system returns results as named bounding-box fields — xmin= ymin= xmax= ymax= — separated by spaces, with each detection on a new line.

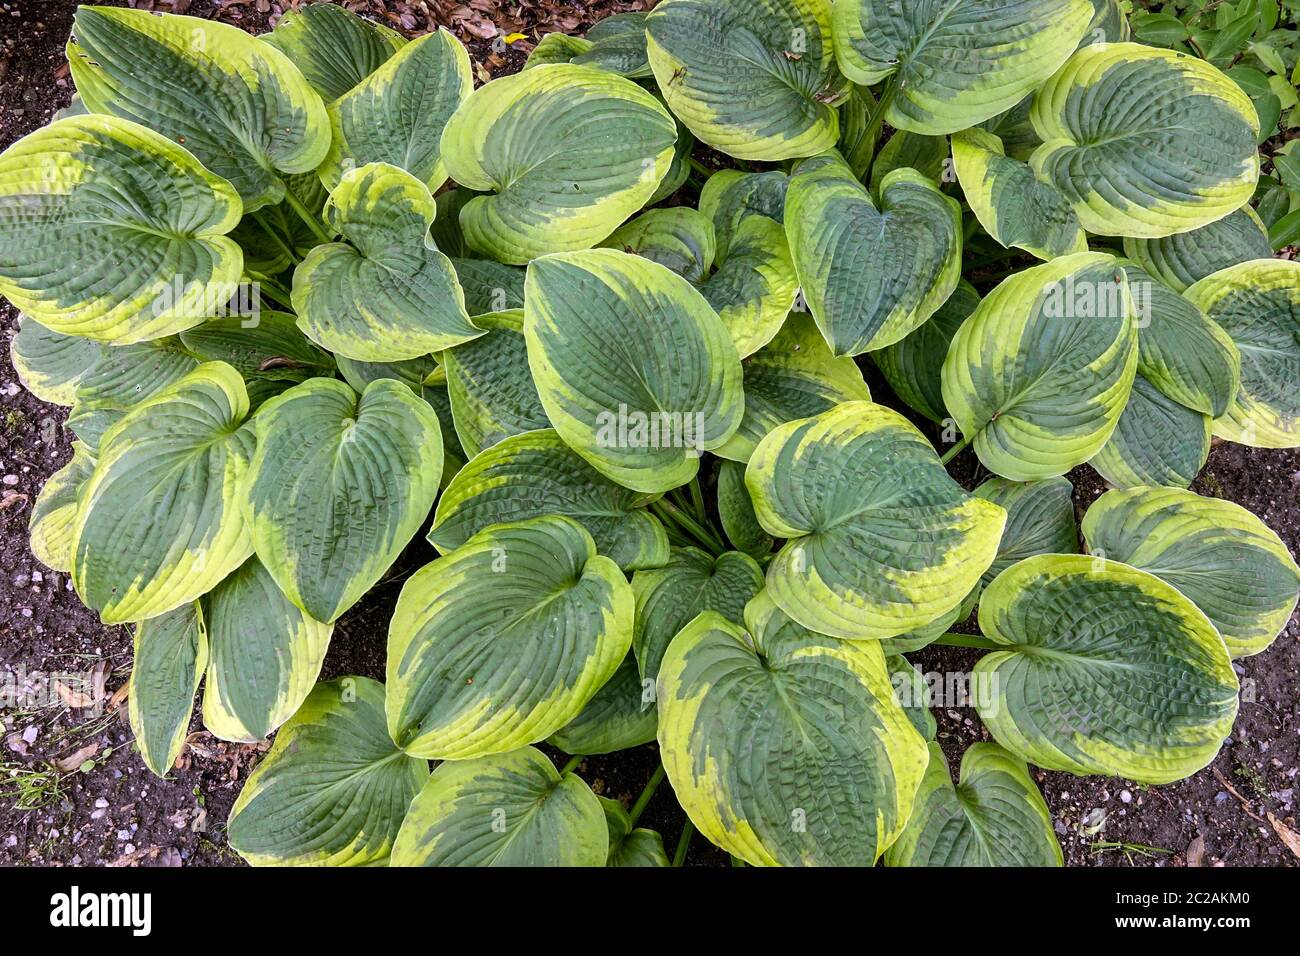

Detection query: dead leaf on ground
xmin=55 ymin=680 xmax=94 ymax=710
xmin=1185 ymin=834 xmax=1205 ymax=867
xmin=53 ymin=741 xmax=101 ymax=773
xmin=1267 ymin=813 xmax=1300 ymax=858
xmin=0 ymin=491 xmax=28 ymax=510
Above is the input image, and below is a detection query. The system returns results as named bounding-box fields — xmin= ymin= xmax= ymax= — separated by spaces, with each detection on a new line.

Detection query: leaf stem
xmin=861 ymin=76 xmax=900 ymax=159
xmin=687 ymin=477 xmax=709 ymax=527
xmin=559 ymin=755 xmax=583 ymax=776
xmin=939 ymin=433 xmax=971 ymax=466
xmin=932 ymin=632 xmax=1002 ymax=650
xmin=245 ymin=271 xmax=294 ymax=311
xmin=687 ymin=156 xmax=716 ymax=180
xmin=651 ymin=499 xmax=726 ymax=554
xmin=252 ymin=212 xmax=302 ymax=266
xmin=672 ymin=819 xmax=694 ymax=866
xmin=627 ymin=765 xmax=666 ymax=828
xmin=280 ymin=181 xmax=333 ymax=246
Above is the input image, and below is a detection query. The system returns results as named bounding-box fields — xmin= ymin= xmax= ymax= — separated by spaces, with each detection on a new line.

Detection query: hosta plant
xmin=4 ymin=1 xmax=1299 ymax=867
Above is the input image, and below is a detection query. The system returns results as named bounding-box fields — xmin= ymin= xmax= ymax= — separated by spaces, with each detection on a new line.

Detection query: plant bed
xmin=0 ymin=0 xmax=1297 ymax=868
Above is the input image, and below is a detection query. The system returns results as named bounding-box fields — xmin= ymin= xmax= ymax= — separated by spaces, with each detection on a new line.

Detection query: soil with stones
xmin=0 ymin=0 xmax=1296 ymax=869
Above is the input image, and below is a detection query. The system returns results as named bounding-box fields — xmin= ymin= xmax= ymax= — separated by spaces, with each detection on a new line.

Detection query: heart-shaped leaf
xmin=10 ymin=315 xmax=105 ymax=406
xmin=72 ymin=363 xmax=254 ymax=624
xmin=129 ymin=603 xmax=207 ymax=777
xmin=577 ymin=12 xmax=653 ymax=78
xmin=440 ymin=64 xmax=677 ymax=263
xmin=1184 ymin=260 xmax=1300 ymax=448
xmin=657 ymin=592 xmax=928 ymax=865
xmin=699 ymin=169 xmax=788 ymax=264
xmin=833 ymin=0 xmax=1093 ymax=133
xmin=974 ymin=554 xmax=1239 ymax=784
xmin=386 ymin=517 xmax=633 ymax=760
xmin=1083 ymin=487 xmax=1300 ymax=658
xmin=261 ymin=1 xmax=406 ymax=101
xmin=29 ymin=442 xmax=96 ymax=574
xmin=68 ymin=7 xmax=329 ymax=210
xmin=872 ymin=280 xmax=980 ymax=424
xmin=442 ymin=309 xmax=548 ymax=458
xmin=292 ymin=162 xmax=480 ymax=362
xmin=631 ymin=547 xmax=764 ymax=681
xmin=786 ymin=153 xmax=962 ymax=356
xmin=548 ymin=654 xmax=658 ymax=755
xmin=885 ymin=742 xmax=1062 ymax=867
xmin=429 ymin=428 xmax=669 ymax=572
xmin=646 ymin=0 xmax=847 ymax=161
xmin=318 ymin=30 xmax=472 ymax=191
xmin=0 ymin=115 xmax=243 ymax=342
xmin=524 ymin=249 xmax=744 ymax=493
xmin=390 ymin=746 xmax=607 ymax=866
xmin=973 ymin=476 xmax=1078 ymax=587
xmin=1122 ymin=207 xmax=1272 ymax=292
xmin=952 ymin=128 xmax=1087 ymax=261
xmin=201 ymin=556 xmax=331 ymax=742
xmin=228 ymin=677 xmax=428 ymax=866
xmin=869 ymin=131 xmax=949 ymax=195
xmin=715 ymin=312 xmax=871 ymax=462
xmin=746 ymin=401 xmax=1006 ymax=640
xmin=1090 ymin=372 xmax=1210 ymax=489
xmin=602 ymin=208 xmax=715 ymax=284
xmin=1029 ymin=43 xmax=1260 ymax=237
xmin=699 ymin=215 xmax=800 ymax=358
xmin=601 ymin=797 xmax=670 ymax=867
xmin=1125 ymin=264 xmax=1240 ymax=417
xmin=244 ymin=377 xmax=443 ymax=623
xmin=942 ymin=252 xmax=1138 ymax=480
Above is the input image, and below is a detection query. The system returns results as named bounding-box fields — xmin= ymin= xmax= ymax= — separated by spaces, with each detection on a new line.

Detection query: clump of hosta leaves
xmin=4 ymin=1 xmax=1299 ymax=868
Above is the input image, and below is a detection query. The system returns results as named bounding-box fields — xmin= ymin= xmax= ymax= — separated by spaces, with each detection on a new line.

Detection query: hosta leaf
xmin=1029 ymin=43 xmax=1260 ymax=237
xmin=600 ymin=797 xmax=670 ymax=867
xmin=390 ymin=746 xmax=607 ymax=866
xmin=449 ymin=258 xmax=526 ymax=317
xmin=526 ymin=34 xmax=594 ymax=68
xmin=260 ymin=1 xmax=405 ymax=101
xmin=548 ymin=653 xmax=658 ymax=755
xmin=869 ymin=131 xmax=950 ymax=195
xmin=578 ymin=13 xmax=652 ymax=78
xmin=335 ymin=353 xmax=437 ymax=396
xmin=72 ymin=363 xmax=254 ymax=624
xmin=292 ymin=163 xmax=480 ymax=362
xmin=228 ymin=677 xmax=428 ymax=866
xmin=429 ymin=429 xmax=669 ymax=572
xmin=68 ymin=7 xmax=329 ymax=211
xmin=1090 ymin=373 xmax=1210 ymax=489
xmin=885 ymin=742 xmax=1062 ymax=867
xmin=715 ymin=312 xmax=871 ymax=462
xmin=942 ymin=252 xmax=1138 ymax=480
xmin=318 ymin=30 xmax=472 ymax=192
xmin=645 ymin=0 xmax=846 ymax=161
xmin=10 ymin=315 xmax=105 ymax=406
xmin=1121 ymin=207 xmax=1272 ymax=292
xmin=951 ymin=128 xmax=1087 ymax=260
xmin=201 ymin=557 xmax=331 ymax=742
xmin=245 ymin=377 xmax=443 ymax=623
xmin=717 ymin=459 xmax=773 ymax=558
xmin=979 ymin=96 xmax=1041 ymax=161
xmin=699 ymin=215 xmax=801 ymax=358
xmin=180 ymin=311 xmax=337 ymax=408
xmin=1184 ymin=260 xmax=1300 ymax=447
xmin=973 ymin=476 xmax=1078 ymax=585
xmin=386 ymin=517 xmax=633 ymax=760
xmin=631 ymin=547 xmax=765 ymax=681
xmin=836 ymin=84 xmax=878 ymax=179
xmin=1083 ymin=0 xmax=1131 ymax=44
xmin=786 ymin=153 xmax=962 ymax=356
xmin=886 ymin=655 xmax=937 ymax=741
xmin=601 ymin=208 xmax=715 ymax=284
xmin=746 ymin=402 xmax=1006 ymax=640
xmin=657 ymin=592 xmax=928 ymax=865
xmin=442 ymin=310 xmax=548 ymax=458
xmin=974 ymin=554 xmax=1239 ymax=784
xmin=833 ymin=0 xmax=1093 ymax=133
xmin=0 ymin=115 xmax=242 ymax=342
xmin=872 ymin=280 xmax=980 ymax=425
xmin=129 ymin=603 xmax=207 ymax=777
xmin=1125 ymin=264 xmax=1240 ymax=417
xmin=524 ymin=249 xmax=744 ymax=493
xmin=699 ymin=170 xmax=788 ymax=265
xmin=1083 ymin=487 xmax=1300 ymax=658
xmin=29 ymin=443 xmax=95 ymax=574
xmin=440 ymin=64 xmax=677 ymax=263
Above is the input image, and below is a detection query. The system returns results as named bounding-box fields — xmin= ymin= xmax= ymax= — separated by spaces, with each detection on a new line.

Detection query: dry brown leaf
xmin=0 ymin=491 xmax=28 ymax=510
xmin=1268 ymin=813 xmax=1300 ymax=859
xmin=1185 ymin=834 xmax=1205 ymax=867
xmin=55 ymin=680 xmax=95 ymax=709
xmin=53 ymin=741 xmax=101 ymax=773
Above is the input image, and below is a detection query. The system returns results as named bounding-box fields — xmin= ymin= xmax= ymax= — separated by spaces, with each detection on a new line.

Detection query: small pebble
xmin=1119 ymin=790 xmax=1132 ymax=804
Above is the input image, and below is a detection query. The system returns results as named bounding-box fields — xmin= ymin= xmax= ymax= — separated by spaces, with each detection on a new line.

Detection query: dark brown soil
xmin=1 ymin=0 xmax=1296 ymax=869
